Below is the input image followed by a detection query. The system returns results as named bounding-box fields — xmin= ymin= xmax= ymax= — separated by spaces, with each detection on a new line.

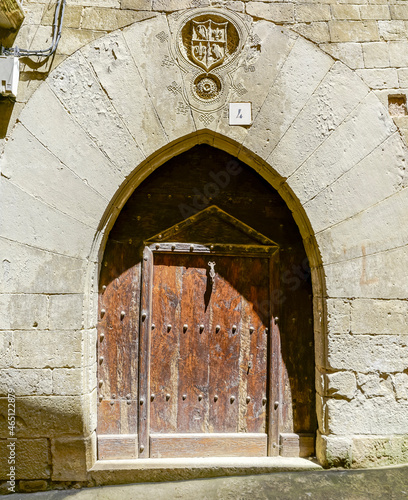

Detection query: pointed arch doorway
xmin=97 ymin=145 xmax=316 ymax=460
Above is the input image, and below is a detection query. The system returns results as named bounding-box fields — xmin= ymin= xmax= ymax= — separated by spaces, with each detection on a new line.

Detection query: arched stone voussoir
xmin=3 ymin=13 xmax=407 ymax=299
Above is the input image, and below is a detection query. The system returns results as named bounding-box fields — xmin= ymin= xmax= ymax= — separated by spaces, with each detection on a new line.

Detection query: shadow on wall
xmin=0 ymin=394 xmax=93 ymax=491
xmin=0 ymin=97 xmax=15 ymax=139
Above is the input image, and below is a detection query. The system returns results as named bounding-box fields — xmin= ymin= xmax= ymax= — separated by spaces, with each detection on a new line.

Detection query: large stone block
xmin=68 ymin=0 xmax=120 ymax=7
xmin=152 ymin=0 xmax=193 ymax=11
xmin=0 ymin=294 xmax=48 ymax=330
xmin=19 ymin=83 xmax=123 ymax=202
xmin=246 ymin=2 xmax=294 ymax=23
xmin=357 ymin=373 xmax=394 ymax=398
xmin=360 ymin=6 xmax=391 ymax=21
xmin=351 ymin=299 xmax=408 ymax=335
xmin=319 ymin=42 xmax=364 ymax=69
xmin=48 ymin=294 xmax=83 ymax=330
xmin=352 ymin=435 xmax=408 ymax=468
xmin=217 ymin=20 xmax=298 ymax=145
xmin=22 ymin=4 xmax=45 ymax=25
xmin=121 ymin=0 xmax=152 ymax=10
xmin=48 ymin=52 xmax=144 ymax=178
xmin=388 ymin=41 xmax=408 ymax=68
xmin=295 ymin=4 xmax=331 ymax=23
xmin=327 ymin=334 xmax=408 ymax=373
xmin=0 ymin=124 xmax=107 ymax=228
xmin=82 ymin=328 xmax=97 ymax=368
xmin=324 ymin=246 xmax=408 ymax=299
xmin=81 ymin=29 xmax=168 ymax=159
xmin=393 ymin=373 xmax=408 ymax=400
xmin=306 ymin=132 xmax=406 ymax=234
xmin=51 ymin=435 xmax=94 ymax=481
xmin=12 ymin=330 xmax=82 ymax=369
xmin=0 ymin=238 xmax=85 ymax=295
xmin=83 ymin=389 xmax=98 ymax=436
xmin=0 ymin=332 xmax=12 ymax=369
xmin=287 ymin=92 xmax=396 ymax=204
xmin=329 ymin=21 xmax=379 ymax=43
xmin=292 ymin=22 xmax=331 ymax=44
xmin=0 ymin=439 xmax=50 ymax=480
xmin=316 ymin=432 xmax=352 ymax=468
xmin=0 ymin=396 xmax=85 ymax=438
xmin=123 ymin=15 xmax=196 ymax=144
xmin=326 ymin=396 xmax=408 ymax=435
xmin=0 ymin=369 xmax=52 ymax=397
xmin=52 ymin=368 xmax=83 ymax=396
xmin=57 ymin=27 xmax=104 ymax=56
xmin=327 ymin=371 xmax=357 ymax=399
xmin=316 ymin=185 xmax=408 ymax=266
xmin=362 ymin=41 xmax=390 ymax=68
xmin=331 ymin=5 xmax=360 ymax=21
xmin=390 ymin=5 xmax=408 ymax=21
xmin=326 ymin=298 xmax=351 ymax=334
xmin=81 ymin=7 xmax=156 ymax=31
xmin=41 ymin=5 xmax=83 ymax=28
xmin=398 ymin=68 xmax=408 ymax=87
xmin=356 ymin=68 xmax=399 ymax=89
xmin=378 ymin=20 xmax=407 ymax=41
xmin=268 ymin=61 xmax=368 ymax=178
xmin=0 ymin=178 xmax=100 ymax=259
xmin=244 ymin=36 xmax=333 ymax=161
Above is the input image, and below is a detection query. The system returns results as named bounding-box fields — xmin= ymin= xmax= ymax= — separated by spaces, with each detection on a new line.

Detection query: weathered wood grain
xmin=208 ymin=256 xmax=242 ymax=433
xmin=269 ymin=250 xmax=281 ymax=456
xmin=138 ymin=247 xmax=153 ymax=458
xmin=97 ymin=255 xmax=140 ymax=435
xmin=177 ymin=254 xmax=210 ymax=433
xmin=98 ymin=434 xmax=138 ymax=460
xmin=150 ymin=433 xmax=267 ymax=458
xmin=150 ymin=253 xmax=180 ymax=433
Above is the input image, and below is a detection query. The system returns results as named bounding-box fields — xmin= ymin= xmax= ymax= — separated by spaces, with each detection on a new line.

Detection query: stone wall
xmin=0 ymin=1 xmax=408 ymax=493
xmin=2 ymin=0 xmax=408 ymax=149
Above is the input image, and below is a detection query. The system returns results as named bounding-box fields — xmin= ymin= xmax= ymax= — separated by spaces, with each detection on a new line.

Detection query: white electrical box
xmin=0 ymin=56 xmax=19 ymax=98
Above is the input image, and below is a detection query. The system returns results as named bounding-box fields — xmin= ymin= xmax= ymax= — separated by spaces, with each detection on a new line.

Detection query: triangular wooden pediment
xmin=146 ymin=205 xmax=278 ymax=247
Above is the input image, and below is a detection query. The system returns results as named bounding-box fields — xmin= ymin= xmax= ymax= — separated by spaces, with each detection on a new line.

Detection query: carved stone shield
xmin=191 ymin=19 xmax=228 ymax=72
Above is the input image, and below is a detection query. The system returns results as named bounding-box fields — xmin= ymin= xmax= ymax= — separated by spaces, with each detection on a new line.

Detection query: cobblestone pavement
xmin=9 ymin=464 xmax=408 ymax=500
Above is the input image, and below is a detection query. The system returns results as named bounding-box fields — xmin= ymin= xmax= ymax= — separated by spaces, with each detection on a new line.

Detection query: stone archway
xmin=1 ymin=7 xmax=407 ymax=478
xmin=97 ymin=145 xmax=316 ymax=460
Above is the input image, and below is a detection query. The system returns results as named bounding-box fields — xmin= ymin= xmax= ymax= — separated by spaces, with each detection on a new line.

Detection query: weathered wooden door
xmin=97 ymin=149 xmax=317 ymax=461
xmin=137 ymin=245 xmax=280 ymax=459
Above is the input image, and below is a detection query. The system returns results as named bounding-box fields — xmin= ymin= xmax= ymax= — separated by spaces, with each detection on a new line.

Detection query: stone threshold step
xmin=89 ymin=457 xmax=322 ymax=485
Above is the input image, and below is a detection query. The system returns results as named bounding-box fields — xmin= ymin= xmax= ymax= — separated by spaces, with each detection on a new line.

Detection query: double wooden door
xmin=97 ymin=244 xmax=280 ymax=459
xmin=139 ymin=247 xmax=279 ymax=458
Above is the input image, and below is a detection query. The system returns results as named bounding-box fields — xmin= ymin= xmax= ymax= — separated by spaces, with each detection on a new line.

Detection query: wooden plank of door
xmin=208 ymin=256 xmax=241 ymax=433
xmin=98 ymin=434 xmax=138 ymax=460
xmin=150 ymin=253 xmax=180 ymax=433
xmin=244 ymin=257 xmax=269 ymax=434
xmin=268 ymin=250 xmax=281 ymax=456
xmin=97 ymin=262 xmax=140 ymax=438
xmin=138 ymin=246 xmax=153 ymax=458
xmin=150 ymin=433 xmax=267 ymax=458
xmin=177 ymin=255 xmax=210 ymax=433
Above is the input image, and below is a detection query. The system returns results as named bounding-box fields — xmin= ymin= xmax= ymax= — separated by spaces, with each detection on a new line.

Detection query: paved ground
xmin=10 ymin=464 xmax=408 ymax=500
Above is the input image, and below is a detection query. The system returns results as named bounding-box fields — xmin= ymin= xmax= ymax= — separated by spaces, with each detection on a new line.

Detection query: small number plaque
xmin=229 ymin=102 xmax=252 ymax=126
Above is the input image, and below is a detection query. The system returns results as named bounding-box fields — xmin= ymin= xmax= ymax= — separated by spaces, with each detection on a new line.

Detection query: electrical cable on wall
xmin=1 ymin=0 xmax=66 ymax=57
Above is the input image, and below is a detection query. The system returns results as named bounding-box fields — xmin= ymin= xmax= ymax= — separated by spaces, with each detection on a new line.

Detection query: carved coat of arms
xmin=191 ymin=19 xmax=228 ymax=72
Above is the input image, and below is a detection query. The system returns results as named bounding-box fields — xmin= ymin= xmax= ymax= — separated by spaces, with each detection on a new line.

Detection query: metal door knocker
xmin=208 ymin=261 xmax=216 ymax=289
